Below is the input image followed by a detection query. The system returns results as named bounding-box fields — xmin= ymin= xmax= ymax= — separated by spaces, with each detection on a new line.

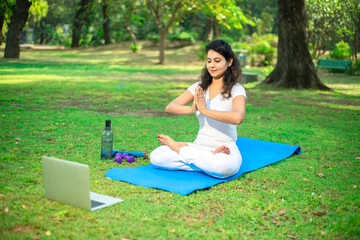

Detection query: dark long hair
xmin=199 ymin=40 xmax=242 ymax=98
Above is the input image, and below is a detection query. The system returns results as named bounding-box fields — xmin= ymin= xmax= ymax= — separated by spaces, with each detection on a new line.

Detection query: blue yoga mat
xmin=105 ymin=137 xmax=301 ymax=195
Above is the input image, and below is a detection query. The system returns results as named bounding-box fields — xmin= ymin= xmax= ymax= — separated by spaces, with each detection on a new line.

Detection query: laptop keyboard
xmin=91 ymin=200 xmax=106 ymax=208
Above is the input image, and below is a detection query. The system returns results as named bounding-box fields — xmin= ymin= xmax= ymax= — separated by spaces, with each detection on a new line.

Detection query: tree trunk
xmin=316 ymin=34 xmax=322 ymax=59
xmin=272 ymin=15 xmax=278 ymax=34
xmin=101 ymin=0 xmax=110 ymax=45
xmin=71 ymin=0 xmax=92 ymax=48
xmin=353 ymin=14 xmax=360 ymax=61
xmin=124 ymin=5 xmax=137 ymax=47
xmin=263 ymin=0 xmax=330 ymax=90
xmin=0 ymin=17 xmax=4 ymax=46
xmin=39 ymin=19 xmax=45 ymax=44
xmin=146 ymin=0 xmax=185 ymax=64
xmin=4 ymin=0 xmax=32 ymax=59
xmin=214 ymin=17 xmax=220 ymax=39
xmin=309 ymin=33 xmax=316 ymax=58
xmin=0 ymin=3 xmax=6 ymax=45
xmin=205 ymin=17 xmax=213 ymax=41
xmin=354 ymin=29 xmax=358 ymax=61
xmin=159 ymin=30 xmax=166 ymax=64
xmin=125 ymin=24 xmax=137 ymax=47
xmin=322 ymin=31 xmax=330 ymax=56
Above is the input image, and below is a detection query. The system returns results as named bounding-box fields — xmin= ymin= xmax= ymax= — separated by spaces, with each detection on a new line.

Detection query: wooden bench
xmin=316 ymin=59 xmax=352 ymax=73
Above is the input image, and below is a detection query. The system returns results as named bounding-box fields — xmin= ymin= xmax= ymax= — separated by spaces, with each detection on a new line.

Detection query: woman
xmin=150 ymin=40 xmax=246 ymax=179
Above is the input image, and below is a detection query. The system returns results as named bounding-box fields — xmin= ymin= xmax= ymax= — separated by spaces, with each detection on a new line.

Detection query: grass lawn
xmin=0 ymin=43 xmax=359 ymax=239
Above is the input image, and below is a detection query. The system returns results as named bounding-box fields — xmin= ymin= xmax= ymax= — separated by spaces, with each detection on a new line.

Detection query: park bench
xmin=316 ymin=59 xmax=352 ymax=73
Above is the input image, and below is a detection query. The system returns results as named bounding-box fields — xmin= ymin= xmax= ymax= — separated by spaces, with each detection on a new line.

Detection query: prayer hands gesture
xmin=194 ymin=86 xmax=207 ymax=113
xmin=164 ymin=85 xmax=209 ymax=116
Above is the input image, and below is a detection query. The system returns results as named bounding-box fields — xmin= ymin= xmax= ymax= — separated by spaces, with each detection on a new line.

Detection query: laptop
xmin=42 ymin=156 xmax=123 ymax=211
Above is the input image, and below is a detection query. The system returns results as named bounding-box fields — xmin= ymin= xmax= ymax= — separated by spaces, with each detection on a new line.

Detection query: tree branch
xmin=164 ymin=0 xmax=183 ymax=32
xmin=146 ymin=0 xmax=163 ymax=31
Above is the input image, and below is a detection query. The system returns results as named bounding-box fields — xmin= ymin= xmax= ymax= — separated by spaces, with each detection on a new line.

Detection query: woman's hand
xmin=191 ymin=98 xmax=198 ymax=113
xmin=194 ymin=85 xmax=246 ymax=125
xmin=194 ymin=86 xmax=207 ymax=113
xmin=165 ymin=90 xmax=196 ymax=115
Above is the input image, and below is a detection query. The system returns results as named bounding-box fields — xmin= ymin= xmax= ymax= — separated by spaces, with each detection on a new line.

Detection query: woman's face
xmin=206 ymin=49 xmax=233 ymax=80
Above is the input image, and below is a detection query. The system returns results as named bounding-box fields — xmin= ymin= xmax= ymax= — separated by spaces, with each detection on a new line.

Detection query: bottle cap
xmin=105 ymin=120 xmax=111 ymax=128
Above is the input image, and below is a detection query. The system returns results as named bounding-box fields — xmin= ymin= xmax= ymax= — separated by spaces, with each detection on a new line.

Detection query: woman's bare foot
xmin=212 ymin=145 xmax=230 ymax=155
xmin=157 ymin=134 xmax=188 ymax=153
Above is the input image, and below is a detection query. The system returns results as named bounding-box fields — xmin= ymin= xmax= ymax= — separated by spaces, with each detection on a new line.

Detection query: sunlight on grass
xmin=318 ymin=101 xmax=360 ymax=111
xmin=328 ymin=83 xmax=360 ymax=96
xmin=0 ymin=75 xmax=78 ymax=84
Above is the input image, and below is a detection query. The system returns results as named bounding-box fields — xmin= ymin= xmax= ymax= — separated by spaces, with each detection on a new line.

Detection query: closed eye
xmin=207 ymin=58 xmax=222 ymax=63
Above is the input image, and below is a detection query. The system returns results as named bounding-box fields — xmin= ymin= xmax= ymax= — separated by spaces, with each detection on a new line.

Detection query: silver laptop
xmin=42 ymin=156 xmax=123 ymax=211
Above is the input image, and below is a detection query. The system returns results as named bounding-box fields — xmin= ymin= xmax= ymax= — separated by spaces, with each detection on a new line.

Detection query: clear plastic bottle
xmin=101 ymin=120 xmax=113 ymax=160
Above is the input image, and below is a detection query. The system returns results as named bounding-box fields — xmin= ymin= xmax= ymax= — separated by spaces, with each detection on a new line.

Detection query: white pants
xmin=150 ymin=142 xmax=242 ymax=179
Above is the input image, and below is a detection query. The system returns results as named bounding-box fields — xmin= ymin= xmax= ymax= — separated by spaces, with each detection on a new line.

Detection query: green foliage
xmin=218 ymin=34 xmax=236 ymax=44
xmin=336 ymin=0 xmax=360 ymax=42
xmin=262 ymin=64 xmax=274 ymax=77
xmin=233 ymin=34 xmax=277 ymax=54
xmin=232 ymin=41 xmax=251 ymax=51
xmin=3 ymin=0 xmax=48 ymax=44
xmin=47 ymin=27 xmax=68 ymax=46
xmin=168 ymin=31 xmax=197 ymax=43
xmin=306 ymin=0 xmax=359 ymax=59
xmin=195 ymin=41 xmax=208 ymax=60
xmin=232 ymin=34 xmax=278 ymax=66
xmin=130 ymin=43 xmax=142 ymax=53
xmin=306 ymin=0 xmax=342 ymax=58
xmin=329 ymin=40 xmax=351 ymax=60
xmin=252 ymin=42 xmax=275 ymax=55
xmin=202 ymin=0 xmax=254 ymax=30
xmin=3 ymin=0 xmax=263 ymax=48
xmin=249 ymin=34 xmax=276 ymax=55
xmin=245 ymin=33 xmax=278 ymax=66
xmin=255 ymin=12 xmax=275 ymax=34
xmin=250 ymin=55 xmax=256 ymax=66
xmin=28 ymin=0 xmax=48 ymax=25
xmin=350 ymin=60 xmax=360 ymax=75
xmin=238 ymin=0 xmax=277 ymax=33
xmin=145 ymin=33 xmax=159 ymax=44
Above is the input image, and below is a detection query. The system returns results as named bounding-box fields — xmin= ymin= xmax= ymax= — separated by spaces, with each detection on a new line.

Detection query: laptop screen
xmin=42 ymin=156 xmax=92 ymax=210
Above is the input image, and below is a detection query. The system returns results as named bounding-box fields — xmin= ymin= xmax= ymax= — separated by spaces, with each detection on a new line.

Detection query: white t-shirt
xmin=188 ymin=81 xmax=246 ymax=148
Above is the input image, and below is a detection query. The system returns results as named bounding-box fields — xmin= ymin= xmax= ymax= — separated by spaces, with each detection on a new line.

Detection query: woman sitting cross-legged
xmin=150 ymin=40 xmax=246 ymax=179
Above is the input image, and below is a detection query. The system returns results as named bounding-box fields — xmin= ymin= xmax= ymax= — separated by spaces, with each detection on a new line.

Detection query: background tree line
xmin=2 ymin=0 xmax=359 ymax=62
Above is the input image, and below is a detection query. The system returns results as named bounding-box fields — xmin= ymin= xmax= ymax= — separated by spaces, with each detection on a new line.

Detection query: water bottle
xmin=101 ymin=120 xmax=113 ymax=160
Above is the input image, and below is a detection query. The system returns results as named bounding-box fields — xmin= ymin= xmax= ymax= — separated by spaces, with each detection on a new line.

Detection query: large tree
xmin=0 ymin=1 xmax=6 ymax=45
xmin=71 ymin=0 xmax=93 ymax=48
xmin=100 ymin=0 xmax=110 ymax=45
xmin=263 ymin=0 xmax=329 ymax=90
xmin=4 ymin=0 xmax=32 ymax=58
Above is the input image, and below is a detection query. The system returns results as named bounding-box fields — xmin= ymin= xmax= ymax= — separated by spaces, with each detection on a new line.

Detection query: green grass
xmin=0 ymin=43 xmax=359 ymax=239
